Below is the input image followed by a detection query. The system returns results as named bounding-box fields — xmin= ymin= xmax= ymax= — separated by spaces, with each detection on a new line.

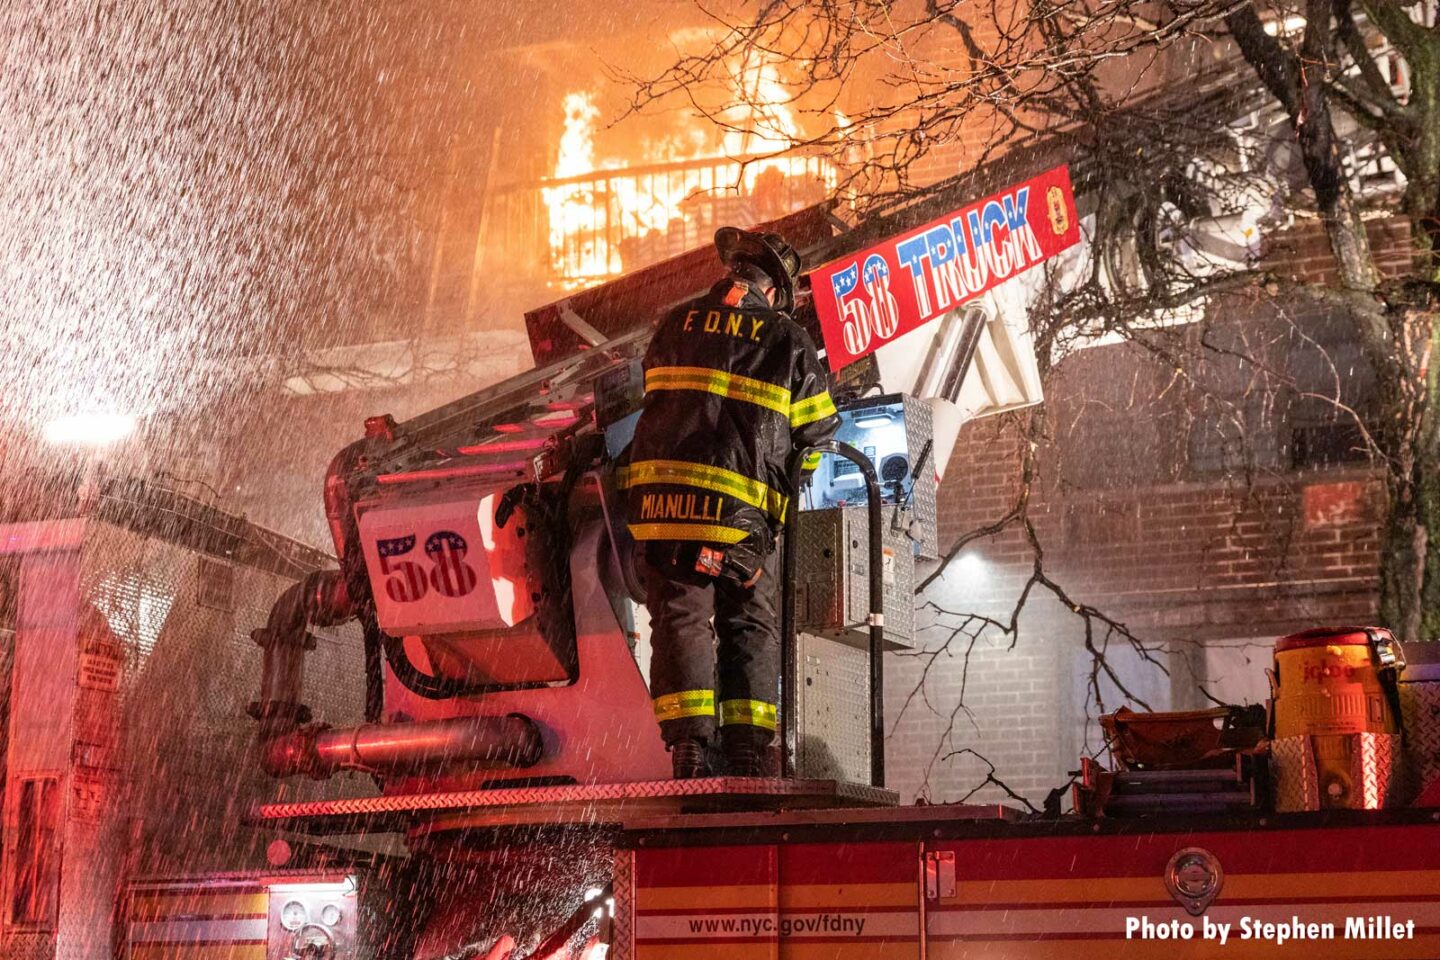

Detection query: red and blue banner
xmin=811 ymin=164 xmax=1081 ymax=368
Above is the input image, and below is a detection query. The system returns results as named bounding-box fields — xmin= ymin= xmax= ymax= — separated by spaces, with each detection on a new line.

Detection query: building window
xmin=1290 ymin=421 xmax=1369 ymax=470
xmin=1184 ymin=402 xmax=1280 ymax=477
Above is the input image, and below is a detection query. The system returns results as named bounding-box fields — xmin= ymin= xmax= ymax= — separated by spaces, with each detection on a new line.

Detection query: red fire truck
xmin=2 ymin=160 xmax=1437 ymax=960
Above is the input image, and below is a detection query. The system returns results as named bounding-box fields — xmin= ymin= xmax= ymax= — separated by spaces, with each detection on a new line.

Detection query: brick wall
xmin=1264 ymin=216 xmax=1414 ymax=284
xmin=833 ymin=12 xmax=1018 ymax=193
xmin=873 ymin=14 xmax=1205 ymax=192
xmin=886 ymin=341 xmax=1387 ymax=806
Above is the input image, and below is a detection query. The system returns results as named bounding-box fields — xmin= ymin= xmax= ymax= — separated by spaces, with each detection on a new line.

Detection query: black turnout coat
xmin=621 ymin=278 xmax=841 ymax=549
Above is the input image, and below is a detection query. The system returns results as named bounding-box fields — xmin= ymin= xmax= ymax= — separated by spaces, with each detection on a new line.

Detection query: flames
xmin=541 ymin=60 xmax=837 ymax=288
xmin=542 ymin=93 xmax=611 ymax=283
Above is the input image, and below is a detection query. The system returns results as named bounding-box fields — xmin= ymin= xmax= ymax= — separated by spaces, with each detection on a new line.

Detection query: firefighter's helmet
xmin=714 ymin=227 xmax=802 ymax=312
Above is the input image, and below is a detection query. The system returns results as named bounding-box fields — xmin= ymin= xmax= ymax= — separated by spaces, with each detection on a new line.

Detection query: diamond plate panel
xmin=793 ymin=507 xmax=843 ymax=630
xmin=1401 ymin=680 xmax=1440 ymax=800
xmin=1357 ymin=733 xmax=1399 ymax=808
xmin=844 ymin=506 xmax=915 ymax=645
xmin=797 ymin=632 xmax=870 ymax=781
xmin=901 ymin=395 xmax=939 ymax=559
xmin=610 ymin=849 xmax=635 ymax=960
xmin=793 ymin=506 xmax=915 ymax=647
xmin=258 ymin=777 xmax=897 ymax=815
xmin=5 ymin=934 xmax=52 ymax=960
xmin=253 ymin=777 xmax=899 ymax=833
xmin=1271 ymin=733 xmax=1401 ymax=811
xmin=1270 ymin=736 xmax=1319 ymax=812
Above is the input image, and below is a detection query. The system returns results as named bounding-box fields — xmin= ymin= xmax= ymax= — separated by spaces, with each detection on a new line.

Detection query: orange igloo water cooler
xmin=1269 ymin=625 xmax=1404 ymax=811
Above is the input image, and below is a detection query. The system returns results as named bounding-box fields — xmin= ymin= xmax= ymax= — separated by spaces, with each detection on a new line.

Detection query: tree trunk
xmin=1377 ymin=286 xmax=1440 ymax=643
xmin=1227 ymin=0 xmax=1382 ymax=293
xmin=1227 ymin=2 xmax=1440 ymax=640
xmin=1379 ymin=431 xmax=1427 ymax=643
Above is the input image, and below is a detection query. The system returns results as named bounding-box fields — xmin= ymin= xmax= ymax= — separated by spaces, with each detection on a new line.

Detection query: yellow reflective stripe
xmin=790 ymin=390 xmax=837 ymax=428
xmin=619 ymin=459 xmax=788 ymax=520
xmin=628 ymin=523 xmax=750 ymax=544
xmin=719 ymin=699 xmax=778 ymax=730
xmin=646 ymin=366 xmax=791 ymax=417
xmin=801 ymin=451 xmax=823 ymax=471
xmin=655 ymin=689 xmax=716 ymax=722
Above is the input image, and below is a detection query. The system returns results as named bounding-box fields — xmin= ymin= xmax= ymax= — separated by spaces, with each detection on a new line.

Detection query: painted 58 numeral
xmin=374 ymin=530 xmax=478 ymax=603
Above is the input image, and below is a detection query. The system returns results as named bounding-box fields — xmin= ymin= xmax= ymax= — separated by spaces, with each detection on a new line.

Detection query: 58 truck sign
xmin=375 ymin=531 xmax=480 ymax=603
xmin=811 ymin=165 xmax=1081 ymax=368
xmin=357 ymin=493 xmax=533 ymax=636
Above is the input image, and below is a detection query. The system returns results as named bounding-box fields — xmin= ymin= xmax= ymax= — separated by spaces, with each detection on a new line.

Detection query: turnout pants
xmin=643 ymin=544 xmax=780 ymax=746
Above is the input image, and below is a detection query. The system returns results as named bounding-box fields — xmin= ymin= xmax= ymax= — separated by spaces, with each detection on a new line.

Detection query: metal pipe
xmin=323 ymin=441 xmax=385 ymax=723
xmin=780 ymin=467 xmax=801 ymax=780
xmin=455 ymin=437 xmax=550 ymax=455
xmin=262 ymin=714 xmax=544 ymax=779
xmin=783 ymin=440 xmax=887 ymax=787
xmin=939 ymin=306 xmax=988 ymax=403
xmin=249 ymin=569 xmax=352 ymax=740
xmin=860 ymin=455 xmax=887 ymax=790
xmin=376 ymin=462 xmax=529 ymax=486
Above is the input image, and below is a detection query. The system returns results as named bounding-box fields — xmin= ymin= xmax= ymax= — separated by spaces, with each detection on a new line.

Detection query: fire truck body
xmin=3 ymin=162 xmax=1439 ymax=960
xmin=615 ymin=812 xmax=1440 ymax=959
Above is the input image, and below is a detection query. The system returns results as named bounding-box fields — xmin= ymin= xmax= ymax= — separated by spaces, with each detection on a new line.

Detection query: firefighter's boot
xmin=722 ymin=725 xmax=773 ymax=778
xmin=670 ymin=737 xmax=708 ymax=779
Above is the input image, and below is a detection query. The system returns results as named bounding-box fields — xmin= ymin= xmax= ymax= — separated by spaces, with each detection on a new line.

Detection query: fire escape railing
xmin=487 ymin=152 xmax=835 ymax=289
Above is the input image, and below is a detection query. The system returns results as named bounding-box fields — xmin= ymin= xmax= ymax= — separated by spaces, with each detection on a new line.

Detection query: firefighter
xmin=621 ymin=227 xmax=841 ymax=778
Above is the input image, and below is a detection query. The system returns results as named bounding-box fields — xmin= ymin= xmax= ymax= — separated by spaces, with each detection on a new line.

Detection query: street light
xmin=41 ymin=412 xmax=137 ymax=446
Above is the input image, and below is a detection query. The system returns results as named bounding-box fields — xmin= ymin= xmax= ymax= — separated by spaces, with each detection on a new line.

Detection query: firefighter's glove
xmin=730 ymin=558 xmax=764 ymax=589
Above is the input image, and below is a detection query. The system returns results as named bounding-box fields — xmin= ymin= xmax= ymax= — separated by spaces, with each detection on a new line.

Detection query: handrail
xmin=782 ymin=441 xmax=886 ymax=788
xmin=500 ymin=150 xmax=834 ymax=192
